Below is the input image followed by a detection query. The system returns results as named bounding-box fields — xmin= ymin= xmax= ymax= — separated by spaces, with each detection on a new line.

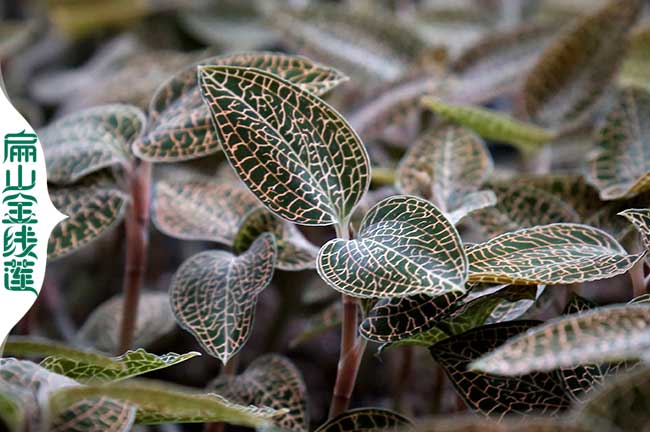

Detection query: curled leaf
xmin=619 ymin=209 xmax=650 ymax=251
xmin=170 ymin=234 xmax=276 ymax=364
xmin=318 ymin=195 xmax=468 ymax=299
xmin=199 ymin=66 xmax=370 ymax=226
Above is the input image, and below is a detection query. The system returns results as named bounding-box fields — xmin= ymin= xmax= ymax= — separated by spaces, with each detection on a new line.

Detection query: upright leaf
xmin=40 ymin=105 xmax=144 ymax=184
xmin=199 ymin=66 xmax=370 ymax=226
xmin=139 ymin=52 xmax=347 ymax=161
xmin=397 ymin=125 xmax=495 ymax=224
xmin=430 ymin=322 xmax=571 ymax=418
xmin=170 ymin=234 xmax=276 ymax=364
xmin=76 ymin=291 xmax=176 ymax=353
xmin=522 ymin=0 xmax=642 ymax=129
xmin=471 ymin=304 xmax=650 ymax=375
xmin=467 ymin=223 xmax=642 ymax=285
xmin=318 ymin=195 xmax=468 ymax=298
xmin=211 ymin=354 xmax=308 ymax=432
xmin=314 ymin=408 xmax=413 ymax=432
xmin=586 ymin=86 xmax=650 ymax=200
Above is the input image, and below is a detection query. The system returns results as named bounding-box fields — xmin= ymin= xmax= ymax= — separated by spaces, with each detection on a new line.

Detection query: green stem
xmin=118 ymin=161 xmax=152 ymax=354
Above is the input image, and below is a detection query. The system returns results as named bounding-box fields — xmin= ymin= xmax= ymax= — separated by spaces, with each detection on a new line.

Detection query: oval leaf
xmin=170 ymin=234 xmax=276 ymax=364
xmin=397 ymin=125 xmax=495 ymax=224
xmin=199 ymin=65 xmax=370 ymax=226
xmin=318 ymin=195 xmax=468 ymax=299
xmin=314 ymin=408 xmax=413 ymax=432
xmin=467 ymin=223 xmax=643 ymax=285
xmin=211 ymin=354 xmax=308 ymax=432
xmin=522 ymin=0 xmax=642 ymax=129
xmin=471 ymin=304 xmax=650 ymax=375
xmin=586 ymin=86 xmax=650 ymax=200
xmin=139 ymin=52 xmax=347 ymax=162
xmin=40 ymin=104 xmax=144 ymax=184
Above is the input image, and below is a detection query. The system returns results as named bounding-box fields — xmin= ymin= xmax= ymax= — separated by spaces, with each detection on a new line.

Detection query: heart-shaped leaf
xmin=170 ymin=234 xmax=276 ymax=364
xmin=430 ymin=321 xmax=572 ymax=418
xmin=0 ymin=358 xmax=135 ymax=432
xmin=318 ymin=195 xmax=468 ymax=299
xmin=421 ymin=97 xmax=555 ymax=153
xmin=48 ymin=174 xmax=128 ymax=260
xmin=211 ymin=354 xmax=309 ymax=432
xmin=522 ymin=0 xmax=642 ymax=129
xmin=41 ymin=349 xmax=200 ymax=384
xmin=199 ymin=65 xmax=370 ymax=226
xmin=620 ymin=209 xmax=650 ymax=251
xmin=471 ymin=304 xmax=650 ymax=376
xmin=152 ymin=172 xmax=260 ymax=245
xmin=472 ymin=183 xmax=580 ymax=238
xmin=586 ymin=86 xmax=650 ymax=200
xmin=138 ymin=52 xmax=347 ymax=162
xmin=76 ymin=291 xmax=176 ymax=354
xmin=48 ymin=379 xmax=278 ymax=427
xmin=234 ymin=207 xmax=319 ymax=271
xmin=314 ymin=408 xmax=413 ymax=432
xmin=467 ymin=223 xmax=643 ymax=285
xmin=40 ymin=104 xmax=144 ymax=184
xmin=397 ymin=125 xmax=495 ymax=224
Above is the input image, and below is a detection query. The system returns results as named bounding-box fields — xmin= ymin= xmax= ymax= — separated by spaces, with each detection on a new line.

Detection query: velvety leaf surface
xmin=430 ymin=321 xmax=572 ymax=419
xmin=76 ymin=291 xmax=176 ymax=354
xmin=139 ymin=52 xmax=347 ymax=162
xmin=48 ymin=174 xmax=128 ymax=260
xmin=170 ymin=234 xmax=276 ymax=364
xmin=586 ymin=87 xmax=650 ymax=200
xmin=466 ymin=223 xmax=642 ymax=285
xmin=211 ymin=354 xmax=308 ymax=432
xmin=48 ymin=379 xmax=277 ymax=427
xmin=314 ymin=408 xmax=413 ymax=432
xmin=522 ymin=0 xmax=642 ymax=129
xmin=318 ymin=195 xmax=468 ymax=298
xmin=421 ymin=97 xmax=554 ymax=153
xmin=152 ymin=173 xmax=260 ymax=245
xmin=397 ymin=125 xmax=494 ymax=224
xmin=472 ymin=183 xmax=581 ymax=238
xmin=234 ymin=207 xmax=319 ymax=271
xmin=41 ymin=349 xmax=200 ymax=384
xmin=40 ymin=104 xmax=144 ymax=184
xmin=199 ymin=65 xmax=370 ymax=226
xmin=471 ymin=304 xmax=650 ymax=375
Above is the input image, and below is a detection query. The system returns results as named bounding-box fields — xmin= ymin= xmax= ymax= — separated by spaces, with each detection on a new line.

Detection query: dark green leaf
xmin=314 ymin=408 xmax=413 ymax=432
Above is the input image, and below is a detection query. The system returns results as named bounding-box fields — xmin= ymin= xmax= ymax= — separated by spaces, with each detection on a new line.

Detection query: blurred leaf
xmin=290 ymin=302 xmax=342 ymax=348
xmin=40 ymin=104 xmax=144 ymax=184
xmin=620 ymin=25 xmax=650 ymax=89
xmin=170 ymin=234 xmax=276 ymax=364
xmin=314 ymin=408 xmax=413 ymax=432
xmin=318 ymin=195 xmax=468 ymax=299
xmin=211 ymin=354 xmax=308 ymax=432
xmin=412 ymin=416 xmax=587 ymax=432
xmin=199 ymin=66 xmax=370 ymax=226
xmin=422 ymin=97 xmax=555 ymax=153
xmin=472 ymin=183 xmax=580 ymax=238
xmin=630 ymin=293 xmax=650 ymax=304
xmin=41 ymin=349 xmax=200 ymax=384
xmin=467 ymin=223 xmax=642 ymax=285
xmin=360 ymin=291 xmax=465 ymax=343
xmin=0 ymin=382 xmax=32 ymax=432
xmin=397 ymin=125 xmax=495 ymax=224
xmin=0 ymin=358 xmax=135 ymax=432
xmin=586 ymin=86 xmax=650 ymax=200
xmin=152 ymin=172 xmax=260 ymax=245
xmin=471 ymin=304 xmax=650 ymax=375
xmin=522 ymin=0 xmax=642 ymax=129
xmin=3 ymin=336 xmax=123 ymax=370
xmin=140 ymin=52 xmax=348 ymax=162
xmin=76 ymin=291 xmax=176 ymax=354
xmin=48 ymin=379 xmax=277 ymax=427
xmin=430 ymin=321 xmax=571 ymax=418
xmin=0 ymin=20 xmax=36 ymax=61
xmin=620 ymin=209 xmax=650 ymax=251
xmin=48 ymin=173 xmax=128 ymax=260
xmin=234 ymin=207 xmax=319 ymax=271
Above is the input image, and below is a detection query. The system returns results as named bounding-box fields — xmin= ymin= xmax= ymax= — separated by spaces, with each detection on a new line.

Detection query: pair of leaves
xmin=170 ymin=234 xmax=276 ymax=364
xmin=397 ymin=124 xmax=495 ymax=224
xmin=139 ymin=52 xmax=348 ymax=162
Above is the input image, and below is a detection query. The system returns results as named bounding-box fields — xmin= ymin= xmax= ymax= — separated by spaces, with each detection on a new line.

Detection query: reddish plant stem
xmin=393 ymin=345 xmax=414 ymax=412
xmin=630 ymin=242 xmax=647 ymax=298
xmin=118 ymin=161 xmax=152 ymax=354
